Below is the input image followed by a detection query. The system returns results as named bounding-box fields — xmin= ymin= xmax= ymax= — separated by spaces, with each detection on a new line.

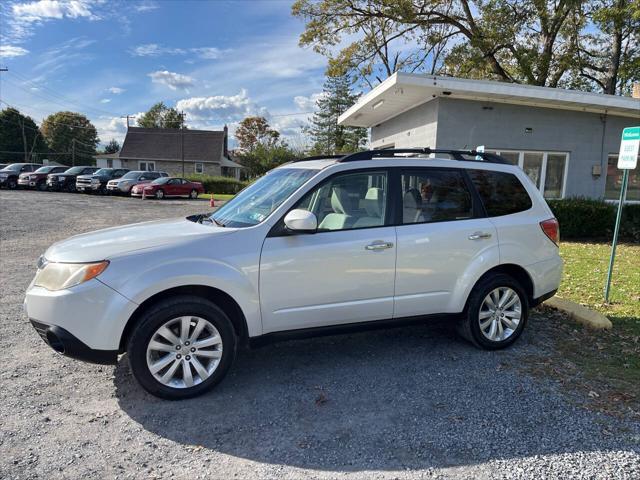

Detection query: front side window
xmin=211 ymin=168 xmax=318 ymax=228
xmin=469 ymin=169 xmax=532 ymax=217
xmin=294 ymin=171 xmax=388 ymax=231
xmin=401 ymin=169 xmax=473 ymax=224
xmin=605 ymin=155 xmax=639 ymax=201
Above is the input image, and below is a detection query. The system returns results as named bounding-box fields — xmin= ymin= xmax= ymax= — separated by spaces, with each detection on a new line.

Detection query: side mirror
xmin=284 ymin=209 xmax=317 ymax=233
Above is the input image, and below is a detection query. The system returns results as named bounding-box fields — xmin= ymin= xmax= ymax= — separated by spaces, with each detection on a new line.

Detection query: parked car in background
xmin=76 ymin=168 xmax=130 ymax=194
xmin=0 ymin=163 xmax=43 ymax=189
xmin=18 ymin=166 xmax=69 ymax=191
xmin=47 ymin=166 xmax=99 ymax=192
xmin=131 ymin=177 xmax=204 ymax=199
xmin=0 ymin=164 xmax=7 ymax=170
xmin=24 ymin=149 xmax=562 ymax=399
xmin=106 ymin=170 xmax=167 ymax=195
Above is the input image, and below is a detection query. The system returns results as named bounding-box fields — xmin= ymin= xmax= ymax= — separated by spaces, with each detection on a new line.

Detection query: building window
xmin=605 ymin=155 xmax=639 ymax=202
xmin=139 ymin=161 xmax=155 ymax=171
xmin=489 ymin=150 xmax=568 ymax=199
xmin=195 ymin=162 xmax=204 ymax=174
xmin=106 ymin=159 xmax=113 ymax=168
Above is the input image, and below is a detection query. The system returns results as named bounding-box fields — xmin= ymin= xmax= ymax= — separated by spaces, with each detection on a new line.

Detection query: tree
xmin=292 ymin=0 xmax=638 ymax=95
xmin=41 ymin=111 xmax=99 ymax=166
xmin=137 ymin=102 xmax=184 ymax=129
xmin=0 ymin=107 xmax=48 ymax=163
xmin=306 ymin=74 xmax=368 ymax=155
xmin=235 ymin=117 xmax=281 ymax=152
xmin=237 ymin=143 xmax=301 ymax=177
xmin=103 ymin=139 xmax=121 ymax=154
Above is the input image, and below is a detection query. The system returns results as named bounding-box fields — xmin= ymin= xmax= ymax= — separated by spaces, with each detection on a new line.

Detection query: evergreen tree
xmin=307 ymin=74 xmax=367 ymax=155
xmin=103 ymin=139 xmax=121 ymax=154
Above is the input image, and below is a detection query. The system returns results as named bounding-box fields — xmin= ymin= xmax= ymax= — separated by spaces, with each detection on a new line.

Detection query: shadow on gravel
xmin=114 ymin=320 xmax=622 ymax=471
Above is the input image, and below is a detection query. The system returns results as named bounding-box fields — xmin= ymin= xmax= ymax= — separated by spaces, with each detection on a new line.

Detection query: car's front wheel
xmin=127 ymin=295 xmax=237 ymax=399
xmin=37 ymin=181 xmax=47 ymax=191
xmin=189 ymin=189 xmax=198 ymax=199
xmin=457 ymin=273 xmax=528 ymax=350
xmin=7 ymin=177 xmax=18 ymax=189
xmin=155 ymin=189 xmax=165 ymax=200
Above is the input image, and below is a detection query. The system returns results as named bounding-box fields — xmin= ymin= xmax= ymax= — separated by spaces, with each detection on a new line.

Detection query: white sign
xmin=618 ymin=126 xmax=639 ymax=170
xmin=475 ymin=145 xmax=485 ymax=161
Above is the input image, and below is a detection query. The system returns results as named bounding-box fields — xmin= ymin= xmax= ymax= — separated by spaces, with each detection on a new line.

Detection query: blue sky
xmin=0 ymin=0 xmax=329 ymax=146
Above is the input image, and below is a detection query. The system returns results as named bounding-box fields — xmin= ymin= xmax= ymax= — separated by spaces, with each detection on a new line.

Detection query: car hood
xmin=44 ymin=217 xmax=235 ymax=263
xmin=52 ymin=173 xmax=76 ymax=178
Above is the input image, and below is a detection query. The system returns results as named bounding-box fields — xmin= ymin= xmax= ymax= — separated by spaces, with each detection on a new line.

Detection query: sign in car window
xmin=618 ymin=126 xmax=639 ymax=170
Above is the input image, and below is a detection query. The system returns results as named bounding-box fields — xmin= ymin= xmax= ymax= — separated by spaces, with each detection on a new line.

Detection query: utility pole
xmin=120 ymin=115 xmax=132 ymax=129
xmin=181 ymin=110 xmax=185 ymax=177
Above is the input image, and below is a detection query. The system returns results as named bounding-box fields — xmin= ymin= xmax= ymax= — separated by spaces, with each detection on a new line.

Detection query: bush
xmin=185 ymin=175 xmax=249 ymax=194
xmin=547 ymin=197 xmax=640 ymax=242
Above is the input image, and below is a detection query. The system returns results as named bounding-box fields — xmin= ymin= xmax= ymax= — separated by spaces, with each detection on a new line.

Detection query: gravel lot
xmin=1 ymin=189 xmax=639 ymax=479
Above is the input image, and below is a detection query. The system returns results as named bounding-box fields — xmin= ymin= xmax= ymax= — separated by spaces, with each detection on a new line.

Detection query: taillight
xmin=540 ymin=218 xmax=560 ymax=246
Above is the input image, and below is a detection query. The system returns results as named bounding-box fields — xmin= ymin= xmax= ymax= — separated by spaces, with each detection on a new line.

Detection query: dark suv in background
xmin=76 ymin=168 xmax=130 ymax=194
xmin=47 ymin=166 xmax=99 ymax=192
xmin=18 ymin=165 xmax=69 ymax=191
xmin=0 ymin=163 xmax=43 ymax=189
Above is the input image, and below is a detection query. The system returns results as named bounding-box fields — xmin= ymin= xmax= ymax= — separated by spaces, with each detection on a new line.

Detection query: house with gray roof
xmin=96 ymin=126 xmax=244 ymax=179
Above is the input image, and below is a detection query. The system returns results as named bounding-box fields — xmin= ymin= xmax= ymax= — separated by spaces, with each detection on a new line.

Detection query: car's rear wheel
xmin=457 ymin=273 xmax=528 ymax=350
xmin=155 ymin=189 xmax=165 ymax=200
xmin=189 ymin=189 xmax=198 ymax=199
xmin=7 ymin=177 xmax=17 ymax=189
xmin=127 ymin=295 xmax=237 ymax=400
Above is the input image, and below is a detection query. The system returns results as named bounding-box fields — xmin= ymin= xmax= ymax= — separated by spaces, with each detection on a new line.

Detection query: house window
xmin=139 ymin=161 xmax=155 ymax=171
xmin=490 ymin=150 xmax=569 ymax=199
xmin=106 ymin=159 xmax=113 ymax=168
xmin=605 ymin=155 xmax=639 ymax=202
xmin=195 ymin=163 xmax=204 ymax=174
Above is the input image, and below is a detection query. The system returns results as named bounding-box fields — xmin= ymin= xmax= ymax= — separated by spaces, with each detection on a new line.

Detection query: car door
xmin=164 ymin=178 xmax=179 ymax=195
xmin=260 ymin=169 xmax=397 ymax=333
xmin=393 ymin=167 xmax=499 ymax=317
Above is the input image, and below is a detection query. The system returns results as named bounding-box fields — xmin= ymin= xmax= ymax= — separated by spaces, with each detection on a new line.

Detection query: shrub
xmin=547 ymin=197 xmax=640 ymax=242
xmin=185 ymin=175 xmax=249 ymax=194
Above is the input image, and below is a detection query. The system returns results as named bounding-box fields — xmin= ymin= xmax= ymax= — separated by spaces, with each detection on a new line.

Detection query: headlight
xmin=34 ymin=260 xmax=109 ymax=291
xmin=91 ymin=178 xmax=100 ymax=183
xmin=0 ymin=174 xmax=7 ymax=179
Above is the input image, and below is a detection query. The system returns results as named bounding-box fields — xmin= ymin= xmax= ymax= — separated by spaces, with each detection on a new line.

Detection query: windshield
xmin=151 ymin=177 xmax=171 ymax=185
xmin=64 ymin=167 xmax=84 ymax=175
xmin=94 ymin=168 xmax=113 ymax=176
xmin=34 ymin=166 xmax=54 ymax=174
xmin=121 ymin=171 xmax=142 ymax=180
xmin=210 ymin=168 xmax=318 ymax=228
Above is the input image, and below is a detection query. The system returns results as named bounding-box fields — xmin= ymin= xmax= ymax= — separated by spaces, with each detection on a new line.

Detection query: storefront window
xmin=523 ymin=153 xmax=543 ymax=188
xmin=605 ymin=155 xmax=639 ymax=201
xmin=544 ymin=154 xmax=567 ymax=199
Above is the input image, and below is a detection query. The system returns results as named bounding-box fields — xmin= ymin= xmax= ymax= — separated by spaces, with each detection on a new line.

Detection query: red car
xmin=131 ymin=177 xmax=204 ymax=199
xmin=18 ymin=165 xmax=68 ymax=190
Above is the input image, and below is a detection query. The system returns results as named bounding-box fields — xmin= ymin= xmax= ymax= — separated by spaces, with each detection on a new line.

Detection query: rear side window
xmin=468 ymin=170 xmax=532 ymax=217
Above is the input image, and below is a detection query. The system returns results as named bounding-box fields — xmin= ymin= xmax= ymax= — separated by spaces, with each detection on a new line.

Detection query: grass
xmin=541 ymin=241 xmax=640 ymax=415
xmin=199 ymin=193 xmax=235 ymax=201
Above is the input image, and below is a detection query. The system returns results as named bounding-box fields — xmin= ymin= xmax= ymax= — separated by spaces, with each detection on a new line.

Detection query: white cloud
xmin=94 ymin=112 xmax=144 ymax=145
xmin=134 ymin=1 xmax=158 ymax=12
xmin=176 ymin=89 xmax=267 ymax=124
xmin=130 ymin=43 xmax=225 ymax=60
xmin=106 ymin=86 xmax=124 ymax=94
xmin=99 ymin=98 xmax=111 ymax=103
xmin=0 ymin=45 xmax=29 ymax=57
xmin=294 ymin=92 xmax=325 ymax=111
xmin=12 ymin=0 xmax=97 ymax=22
xmin=148 ymin=70 xmax=194 ymax=91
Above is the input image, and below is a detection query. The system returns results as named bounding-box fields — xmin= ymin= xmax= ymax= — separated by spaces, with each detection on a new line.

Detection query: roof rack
xmin=292 ymin=154 xmax=346 ymax=162
xmin=338 ymin=148 xmax=510 ymax=164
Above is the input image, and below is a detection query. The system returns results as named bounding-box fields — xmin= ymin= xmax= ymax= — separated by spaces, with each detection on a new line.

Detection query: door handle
xmin=468 ymin=232 xmax=492 ymax=240
xmin=365 ymin=241 xmax=394 ymax=251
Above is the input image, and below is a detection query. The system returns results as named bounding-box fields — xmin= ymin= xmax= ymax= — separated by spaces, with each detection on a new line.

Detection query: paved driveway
xmin=1 ymin=190 xmax=638 ymax=479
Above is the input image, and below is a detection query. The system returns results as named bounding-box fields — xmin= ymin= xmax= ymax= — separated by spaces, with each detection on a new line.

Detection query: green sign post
xmin=604 ymin=126 xmax=640 ymax=302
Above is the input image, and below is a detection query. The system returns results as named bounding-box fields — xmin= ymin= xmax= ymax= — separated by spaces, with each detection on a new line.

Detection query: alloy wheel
xmin=146 ymin=316 xmax=223 ymax=388
xmin=478 ymin=287 xmax=522 ymax=342
xmin=156 ymin=189 xmax=164 ymax=199
xmin=190 ymin=189 xmax=198 ymax=199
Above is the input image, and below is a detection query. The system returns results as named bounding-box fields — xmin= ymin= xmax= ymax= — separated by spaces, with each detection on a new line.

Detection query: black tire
xmin=189 ymin=189 xmax=198 ymax=200
xmin=127 ymin=295 xmax=237 ymax=400
xmin=155 ymin=189 xmax=165 ymax=200
xmin=7 ymin=177 xmax=18 ymax=189
xmin=457 ymin=273 xmax=528 ymax=350
xmin=37 ymin=181 xmax=48 ymax=191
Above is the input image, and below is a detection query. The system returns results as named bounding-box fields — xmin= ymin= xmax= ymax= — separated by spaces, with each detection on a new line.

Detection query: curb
xmin=545 ymin=297 xmax=613 ymax=330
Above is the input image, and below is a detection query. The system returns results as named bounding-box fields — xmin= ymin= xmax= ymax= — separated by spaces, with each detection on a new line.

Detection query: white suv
xmin=25 ymin=149 xmax=562 ymax=399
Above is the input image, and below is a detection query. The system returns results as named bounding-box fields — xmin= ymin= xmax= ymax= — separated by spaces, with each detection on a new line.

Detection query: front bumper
xmin=30 ymin=320 xmax=118 ymax=364
xmin=107 ymin=183 xmax=128 ymax=193
xmin=24 ymin=278 xmax=139 ymax=352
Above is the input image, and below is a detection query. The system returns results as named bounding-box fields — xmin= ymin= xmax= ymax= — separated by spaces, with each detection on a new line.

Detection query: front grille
xmin=76 ymin=178 xmax=92 ymax=186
